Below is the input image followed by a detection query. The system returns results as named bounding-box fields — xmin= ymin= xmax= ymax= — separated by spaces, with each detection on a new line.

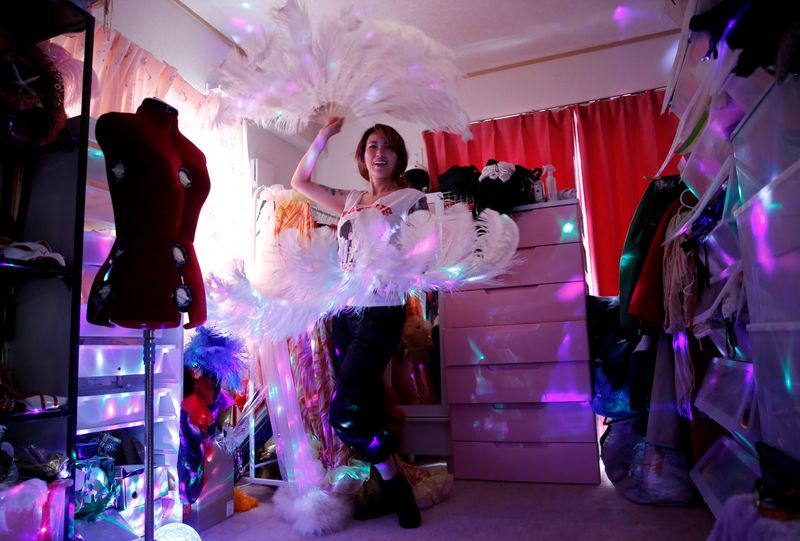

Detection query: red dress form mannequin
xmin=88 ymin=98 xmax=210 ymax=329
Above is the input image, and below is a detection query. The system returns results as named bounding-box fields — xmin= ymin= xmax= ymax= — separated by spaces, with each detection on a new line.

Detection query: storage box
xmin=183 ymin=445 xmax=234 ymax=532
xmin=703 ymin=317 xmax=752 ymax=362
xmin=76 ymin=388 xmax=175 ymax=435
xmin=462 ymin=242 xmax=584 ymax=291
xmin=732 ymin=76 xmax=800 ymax=202
xmin=449 ymin=402 xmax=596 ymax=443
xmin=734 ymin=161 xmax=800 ymax=323
xmin=748 ymin=321 xmax=800 ymax=462
xmin=695 ymin=358 xmax=755 ymax=433
xmin=681 ymin=117 xmax=733 ymax=197
xmin=78 ymin=344 xmax=175 ymax=378
xmin=512 ymin=202 xmax=581 ymax=248
xmin=115 ymin=464 xmax=172 ymax=510
xmin=703 ymin=218 xmax=741 ymax=280
xmin=690 ymin=436 xmax=760 ymax=518
xmin=452 ymin=441 xmax=599 ymax=484
xmin=445 ymin=361 xmax=592 ymax=404
xmin=442 ymin=282 xmax=586 ymax=328
xmin=441 ymin=321 xmax=589 ymax=367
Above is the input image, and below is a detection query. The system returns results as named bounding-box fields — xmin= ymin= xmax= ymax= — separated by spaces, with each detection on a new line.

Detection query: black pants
xmin=329 ymin=305 xmax=406 ymax=464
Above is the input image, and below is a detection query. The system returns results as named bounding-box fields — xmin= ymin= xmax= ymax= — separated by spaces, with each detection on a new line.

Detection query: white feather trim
xmin=207 ymin=206 xmax=518 ymax=343
xmin=273 ymin=486 xmax=352 ymax=536
xmin=209 ymin=0 xmax=472 ymax=139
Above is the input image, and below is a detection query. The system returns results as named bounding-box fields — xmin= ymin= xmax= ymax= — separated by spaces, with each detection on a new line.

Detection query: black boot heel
xmin=384 ymin=472 xmax=421 ymax=529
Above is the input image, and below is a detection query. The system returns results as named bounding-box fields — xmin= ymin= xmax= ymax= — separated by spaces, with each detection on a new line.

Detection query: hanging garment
xmin=628 ymin=200 xmax=683 ymax=329
xmin=618 ymin=180 xmax=684 ymax=331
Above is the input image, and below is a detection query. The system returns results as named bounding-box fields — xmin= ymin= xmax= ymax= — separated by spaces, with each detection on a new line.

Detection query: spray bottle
xmin=543 ymin=164 xmax=557 ymax=202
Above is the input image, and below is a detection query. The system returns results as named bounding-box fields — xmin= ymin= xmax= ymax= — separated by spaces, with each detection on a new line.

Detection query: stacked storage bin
xmin=732 ymin=78 xmax=800 ymax=464
xmin=440 ymin=200 xmax=600 ymax=484
xmin=665 ymin=13 xmax=800 ymax=512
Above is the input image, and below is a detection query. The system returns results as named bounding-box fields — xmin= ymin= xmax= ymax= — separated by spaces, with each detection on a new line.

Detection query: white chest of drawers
xmin=441 ymin=200 xmax=600 ymax=483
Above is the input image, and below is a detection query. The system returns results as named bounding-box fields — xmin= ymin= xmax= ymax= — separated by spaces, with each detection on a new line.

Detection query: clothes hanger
xmin=679 ymin=188 xmax=696 ymax=211
xmin=643 ymin=173 xmax=681 ymax=190
xmin=662 ymin=155 xmax=732 ymax=246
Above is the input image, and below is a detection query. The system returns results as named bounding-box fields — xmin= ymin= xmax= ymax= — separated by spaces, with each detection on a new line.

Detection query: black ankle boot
xmin=383 ymin=472 xmax=421 ymax=529
xmin=353 ymin=484 xmax=393 ymax=520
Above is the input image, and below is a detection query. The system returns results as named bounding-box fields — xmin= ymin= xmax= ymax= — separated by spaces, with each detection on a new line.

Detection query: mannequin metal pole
xmin=143 ymin=329 xmax=156 ymax=541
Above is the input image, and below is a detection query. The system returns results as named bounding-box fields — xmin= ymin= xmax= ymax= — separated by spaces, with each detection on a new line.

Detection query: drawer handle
xmin=493 ymin=442 xmax=549 ymax=449
xmin=491 ymin=403 xmax=546 ymax=411
xmin=485 ymin=363 xmax=544 ymax=371
xmin=483 ymin=285 xmax=539 ymax=295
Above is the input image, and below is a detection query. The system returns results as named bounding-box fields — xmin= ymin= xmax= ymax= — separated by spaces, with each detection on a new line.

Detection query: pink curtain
xmin=53 ymin=25 xmax=253 ymax=275
xmin=575 ymin=89 xmax=679 ymax=296
xmin=422 ymin=107 xmax=576 ymax=191
xmin=55 ymin=25 xmax=178 ymax=117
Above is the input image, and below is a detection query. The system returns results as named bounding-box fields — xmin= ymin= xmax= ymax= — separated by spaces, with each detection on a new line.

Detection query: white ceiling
xmin=181 ymin=0 xmax=679 ymax=75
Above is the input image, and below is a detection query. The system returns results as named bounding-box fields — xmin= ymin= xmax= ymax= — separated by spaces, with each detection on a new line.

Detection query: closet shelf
xmin=0 ymin=258 xmax=73 ymax=281
xmin=75 ymin=414 xmax=178 ymax=436
xmin=2 ymin=1 xmax=89 ymax=42
xmin=79 ymin=336 xmax=170 ymax=346
xmin=0 ymin=405 xmax=70 ymax=424
xmin=77 ymin=379 xmax=179 ymax=397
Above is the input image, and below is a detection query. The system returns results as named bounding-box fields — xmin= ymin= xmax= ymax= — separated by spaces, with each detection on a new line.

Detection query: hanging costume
xmin=88 ymin=98 xmax=210 ymax=329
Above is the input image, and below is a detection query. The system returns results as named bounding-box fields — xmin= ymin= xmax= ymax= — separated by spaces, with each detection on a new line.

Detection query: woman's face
xmin=363 ymin=131 xmax=397 ymax=182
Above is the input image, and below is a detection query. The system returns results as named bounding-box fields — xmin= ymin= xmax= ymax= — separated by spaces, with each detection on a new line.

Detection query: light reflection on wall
xmin=560 ymin=220 xmax=579 ymax=243
xmin=750 ymin=197 xmax=775 ymax=275
xmin=556 ymin=281 xmax=585 ymax=302
xmin=557 ymin=331 xmax=573 ymax=362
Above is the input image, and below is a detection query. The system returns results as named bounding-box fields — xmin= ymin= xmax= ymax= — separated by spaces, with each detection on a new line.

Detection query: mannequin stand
xmin=143 ymin=329 xmax=156 ymax=541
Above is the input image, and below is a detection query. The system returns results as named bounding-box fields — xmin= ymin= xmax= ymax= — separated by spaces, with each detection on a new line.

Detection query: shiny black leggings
xmin=329 ymin=305 xmax=406 ymax=464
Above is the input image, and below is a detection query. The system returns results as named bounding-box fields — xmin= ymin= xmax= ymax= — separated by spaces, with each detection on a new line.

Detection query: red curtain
xmin=575 ymin=88 xmax=679 ymax=296
xmin=422 ymin=107 xmax=576 ymax=191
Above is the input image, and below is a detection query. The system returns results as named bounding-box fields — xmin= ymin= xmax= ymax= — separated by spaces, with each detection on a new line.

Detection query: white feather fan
xmin=209 ymin=0 xmax=472 ymax=139
xmin=207 ymin=206 xmax=519 ymax=343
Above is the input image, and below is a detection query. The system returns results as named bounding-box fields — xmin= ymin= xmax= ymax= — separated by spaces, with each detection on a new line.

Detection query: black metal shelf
xmin=1 ymin=0 xmax=91 ymax=43
xmin=1 ymin=2 xmax=95 ymax=539
xmin=0 ymin=256 xmax=73 ymax=281
xmin=0 ymin=404 xmax=70 ymax=424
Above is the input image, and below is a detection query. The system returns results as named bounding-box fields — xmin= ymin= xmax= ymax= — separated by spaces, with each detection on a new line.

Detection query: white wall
xmin=106 ymin=2 xmax=678 ymax=193
xmin=246 ymin=122 xmax=305 ymax=188
xmin=315 ymin=33 xmax=679 ymax=190
xmin=107 ymin=0 xmax=230 ymax=92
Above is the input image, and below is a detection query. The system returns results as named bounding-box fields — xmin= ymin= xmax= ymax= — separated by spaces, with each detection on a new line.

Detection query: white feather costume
xmin=208 ymin=200 xmax=516 ymax=536
xmin=207 ymin=204 xmax=519 ymax=343
xmin=209 ymin=0 xmax=472 ymax=139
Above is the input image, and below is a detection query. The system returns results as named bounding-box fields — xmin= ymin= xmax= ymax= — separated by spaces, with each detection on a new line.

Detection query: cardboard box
xmin=114 ymin=464 xmax=172 ymax=510
xmin=183 ymin=446 xmax=235 ymax=532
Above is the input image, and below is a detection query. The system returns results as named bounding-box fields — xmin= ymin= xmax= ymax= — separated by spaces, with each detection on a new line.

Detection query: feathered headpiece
xmin=209 ymin=0 xmax=472 ymax=139
xmin=183 ymin=326 xmax=248 ymax=392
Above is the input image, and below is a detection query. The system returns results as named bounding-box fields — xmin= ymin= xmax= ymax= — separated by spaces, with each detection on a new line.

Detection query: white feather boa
xmin=207 ymin=204 xmax=519 ymax=343
xmin=209 ymin=0 xmax=472 ymax=139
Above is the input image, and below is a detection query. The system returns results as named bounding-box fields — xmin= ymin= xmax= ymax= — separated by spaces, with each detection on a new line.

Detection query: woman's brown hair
xmin=355 ymin=124 xmax=409 ymax=186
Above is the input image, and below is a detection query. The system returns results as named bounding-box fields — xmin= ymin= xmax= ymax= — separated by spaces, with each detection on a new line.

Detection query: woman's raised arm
xmin=290 ymin=116 xmax=350 ymax=214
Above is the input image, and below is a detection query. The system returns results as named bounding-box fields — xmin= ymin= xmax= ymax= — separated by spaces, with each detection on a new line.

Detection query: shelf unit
xmin=0 ymin=2 xmax=95 ymax=539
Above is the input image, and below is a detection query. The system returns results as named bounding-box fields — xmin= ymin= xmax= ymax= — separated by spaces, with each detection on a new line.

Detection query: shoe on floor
xmin=1 ymin=239 xmax=66 ymax=266
xmin=383 ymin=472 xmax=421 ymax=529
